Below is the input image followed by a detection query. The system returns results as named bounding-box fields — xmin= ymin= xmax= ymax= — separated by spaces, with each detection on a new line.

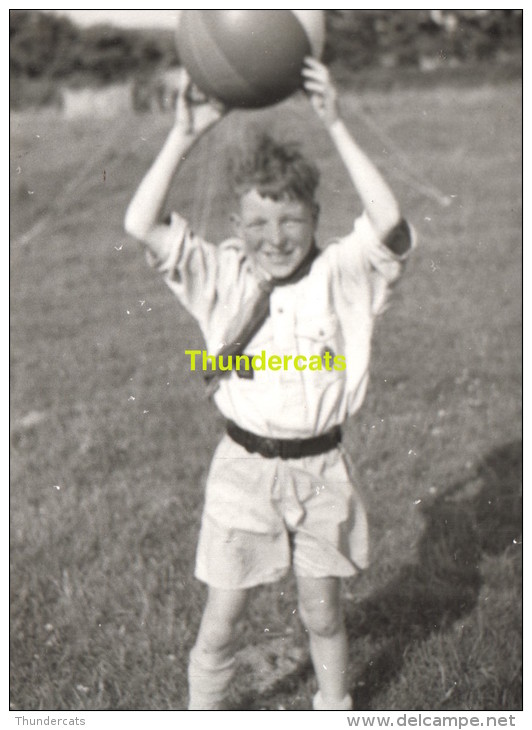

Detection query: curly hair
xmin=228 ymin=133 xmax=320 ymax=214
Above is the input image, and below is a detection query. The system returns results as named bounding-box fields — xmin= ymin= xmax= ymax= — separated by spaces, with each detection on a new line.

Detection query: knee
xmin=195 ymin=592 xmax=247 ymax=656
xmin=298 ymin=597 xmax=343 ymax=638
xmin=195 ymin=619 xmax=238 ymax=657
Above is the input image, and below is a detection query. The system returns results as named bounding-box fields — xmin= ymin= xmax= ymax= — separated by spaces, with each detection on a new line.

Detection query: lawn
xmin=10 ymin=77 xmax=522 ymax=711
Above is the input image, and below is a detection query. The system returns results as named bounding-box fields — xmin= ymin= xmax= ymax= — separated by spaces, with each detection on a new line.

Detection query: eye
xmin=283 ymin=217 xmax=304 ymax=226
xmin=246 ymin=220 xmax=266 ymax=231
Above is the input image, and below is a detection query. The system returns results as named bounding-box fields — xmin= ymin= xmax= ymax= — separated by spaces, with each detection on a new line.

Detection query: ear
xmin=230 ymin=212 xmax=243 ymax=237
xmin=311 ymin=202 xmax=320 ymax=226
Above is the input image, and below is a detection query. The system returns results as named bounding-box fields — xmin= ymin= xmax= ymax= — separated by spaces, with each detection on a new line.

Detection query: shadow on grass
xmin=233 ymin=439 xmax=522 ymax=710
xmin=349 ymin=439 xmax=522 ymax=709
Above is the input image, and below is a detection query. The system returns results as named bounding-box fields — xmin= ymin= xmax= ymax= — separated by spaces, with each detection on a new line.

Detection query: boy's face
xmin=235 ymin=189 xmax=317 ymax=279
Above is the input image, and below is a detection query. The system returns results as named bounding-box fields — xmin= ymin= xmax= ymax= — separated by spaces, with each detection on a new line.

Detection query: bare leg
xmin=297 ymin=576 xmax=352 ymax=710
xmin=188 ymin=586 xmax=248 ymax=710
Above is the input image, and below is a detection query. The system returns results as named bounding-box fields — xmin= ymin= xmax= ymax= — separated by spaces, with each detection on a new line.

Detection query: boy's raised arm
xmin=302 ymin=58 xmax=410 ymax=256
xmin=124 ymin=70 xmax=224 ymax=260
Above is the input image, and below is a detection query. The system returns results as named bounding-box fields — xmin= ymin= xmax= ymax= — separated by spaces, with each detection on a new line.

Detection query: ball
xmin=175 ymin=10 xmax=325 ymax=109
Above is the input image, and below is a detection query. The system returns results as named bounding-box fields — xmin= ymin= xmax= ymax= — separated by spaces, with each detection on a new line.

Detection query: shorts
xmin=195 ymin=435 xmax=369 ymax=589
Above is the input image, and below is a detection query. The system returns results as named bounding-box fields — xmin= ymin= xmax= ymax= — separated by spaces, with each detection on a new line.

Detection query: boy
xmin=124 ymin=58 xmax=414 ymax=711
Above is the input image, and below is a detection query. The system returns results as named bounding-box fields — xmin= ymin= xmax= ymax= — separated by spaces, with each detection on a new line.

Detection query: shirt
xmin=147 ymin=211 xmax=413 ymax=439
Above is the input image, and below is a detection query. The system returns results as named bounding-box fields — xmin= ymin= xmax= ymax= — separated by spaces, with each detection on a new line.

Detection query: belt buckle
xmin=261 ymin=437 xmax=279 ymax=458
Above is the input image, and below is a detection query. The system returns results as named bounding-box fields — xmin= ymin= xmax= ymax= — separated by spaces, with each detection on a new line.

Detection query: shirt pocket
xmin=292 ymin=313 xmax=345 ymax=386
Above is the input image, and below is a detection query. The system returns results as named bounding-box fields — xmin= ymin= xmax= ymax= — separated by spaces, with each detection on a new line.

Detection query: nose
xmin=266 ymin=221 xmax=285 ymax=248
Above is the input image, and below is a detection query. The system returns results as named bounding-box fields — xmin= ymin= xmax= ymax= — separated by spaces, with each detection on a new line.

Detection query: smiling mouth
xmin=264 ymin=250 xmax=294 ymax=260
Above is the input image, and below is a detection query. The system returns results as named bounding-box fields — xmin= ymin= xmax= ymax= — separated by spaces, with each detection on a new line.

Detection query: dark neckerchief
xmin=270 ymin=242 xmax=320 ymax=287
xmin=205 ymin=244 xmax=320 ymax=391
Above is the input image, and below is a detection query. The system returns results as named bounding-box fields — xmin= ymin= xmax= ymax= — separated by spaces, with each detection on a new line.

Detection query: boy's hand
xmin=302 ymin=58 xmax=340 ymax=128
xmin=175 ymin=68 xmax=226 ymax=137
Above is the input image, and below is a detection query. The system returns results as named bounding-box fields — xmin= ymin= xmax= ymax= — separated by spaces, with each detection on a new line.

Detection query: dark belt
xmin=226 ymin=420 xmax=342 ymax=460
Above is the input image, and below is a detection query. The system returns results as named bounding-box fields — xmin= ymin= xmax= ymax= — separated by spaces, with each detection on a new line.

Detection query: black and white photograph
xmin=9 ymin=6 xmax=523 ymax=722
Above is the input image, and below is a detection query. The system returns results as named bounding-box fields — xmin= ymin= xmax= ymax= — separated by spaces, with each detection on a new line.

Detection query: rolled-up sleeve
xmin=146 ymin=212 xmax=218 ymax=325
xmin=333 ymin=212 xmax=416 ymax=315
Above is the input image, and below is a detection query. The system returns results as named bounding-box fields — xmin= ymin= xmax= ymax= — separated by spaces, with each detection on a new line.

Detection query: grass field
xmin=10 ymin=78 xmax=522 ymax=711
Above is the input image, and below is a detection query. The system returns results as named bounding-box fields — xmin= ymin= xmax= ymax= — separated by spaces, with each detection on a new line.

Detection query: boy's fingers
xmin=178 ymin=67 xmax=192 ymax=94
xmin=301 ymin=69 xmax=320 ymax=81
xmin=303 ymin=80 xmax=327 ymax=94
xmin=302 ymin=62 xmax=326 ymax=75
xmin=185 ymin=83 xmax=209 ymax=105
xmin=303 ymin=55 xmax=323 ymax=68
xmin=302 ymin=69 xmax=329 ymax=87
xmin=303 ymin=57 xmax=329 ymax=76
xmin=302 ymin=73 xmax=327 ymax=90
xmin=182 ymin=81 xmax=227 ymax=117
xmin=211 ymin=98 xmax=228 ymax=116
